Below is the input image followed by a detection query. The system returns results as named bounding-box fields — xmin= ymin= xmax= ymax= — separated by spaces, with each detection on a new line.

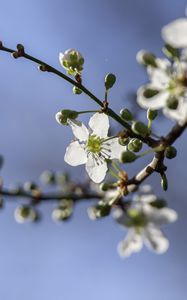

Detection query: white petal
xmin=162 ymin=18 xmax=187 ymax=48
xmin=107 ymin=138 xmax=126 ymax=159
xmin=137 ymin=86 xmax=169 ymax=109
xmin=143 ymin=224 xmax=169 ymax=254
xmin=85 ymin=156 xmax=108 ymax=183
xmin=147 ymin=67 xmax=170 ymax=89
xmin=117 ymin=230 xmax=143 ymax=258
xmin=68 ymin=119 xmax=89 ymax=142
xmin=113 ymin=208 xmax=130 ymax=227
xmin=145 ymin=206 xmax=178 ymax=225
xmin=64 ymin=141 xmax=87 ymax=166
xmin=89 ymin=113 xmax=109 ymax=138
xmin=163 ymin=100 xmax=187 ymax=125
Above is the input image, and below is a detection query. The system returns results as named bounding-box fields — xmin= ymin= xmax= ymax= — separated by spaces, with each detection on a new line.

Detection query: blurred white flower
xmin=137 ymin=56 xmax=187 ymax=125
xmin=64 ymin=113 xmax=125 ymax=183
xmin=113 ymin=187 xmax=178 ymax=257
xmin=59 ymin=49 xmax=84 ymax=75
xmin=162 ymin=18 xmax=187 ymax=48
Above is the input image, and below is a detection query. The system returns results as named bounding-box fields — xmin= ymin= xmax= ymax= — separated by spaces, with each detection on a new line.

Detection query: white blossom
xmin=64 ymin=113 xmax=125 ymax=183
xmin=137 ymin=56 xmax=187 ymax=125
xmin=113 ymin=187 xmax=178 ymax=257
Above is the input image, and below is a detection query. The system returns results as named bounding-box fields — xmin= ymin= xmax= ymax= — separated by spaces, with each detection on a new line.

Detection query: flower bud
xmin=14 ymin=205 xmax=38 ymax=223
xmin=118 ymin=137 xmax=129 ymax=146
xmin=120 ymin=108 xmax=133 ymax=121
xmin=72 ymin=86 xmax=82 ymax=95
xmin=161 ymin=173 xmax=168 ymax=191
xmin=105 ymin=73 xmax=116 ymax=90
xmin=55 ymin=109 xmax=79 ymax=125
xmin=40 ymin=170 xmax=55 ymax=184
xmin=87 ymin=202 xmax=111 ymax=219
xmin=52 ymin=207 xmax=72 ymax=222
xmin=100 ymin=182 xmax=114 ymax=191
xmin=23 ymin=181 xmax=38 ymax=192
xmin=136 ymin=50 xmax=157 ymax=67
xmin=165 ymin=146 xmax=177 ymax=159
xmin=59 ymin=49 xmax=84 ymax=75
xmin=147 ymin=108 xmax=158 ymax=121
xmin=131 ymin=121 xmax=149 ymax=137
xmin=128 ymin=138 xmax=143 ymax=152
xmin=166 ymin=97 xmax=179 ymax=110
xmin=120 ymin=150 xmax=138 ymax=163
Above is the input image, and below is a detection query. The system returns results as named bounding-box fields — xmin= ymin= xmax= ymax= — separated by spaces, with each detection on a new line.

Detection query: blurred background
xmin=0 ymin=0 xmax=187 ymax=299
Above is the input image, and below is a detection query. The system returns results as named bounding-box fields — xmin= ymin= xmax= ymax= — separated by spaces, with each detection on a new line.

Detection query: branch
xmin=0 ymin=42 xmax=157 ymax=147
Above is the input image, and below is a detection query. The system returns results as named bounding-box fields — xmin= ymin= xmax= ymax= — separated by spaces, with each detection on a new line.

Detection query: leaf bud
xmin=136 ymin=50 xmax=157 ymax=67
xmin=105 ymin=73 xmax=116 ymax=90
xmin=120 ymin=108 xmax=133 ymax=121
xmin=100 ymin=182 xmax=114 ymax=191
xmin=131 ymin=121 xmax=149 ymax=137
xmin=165 ymin=146 xmax=177 ymax=159
xmin=128 ymin=138 xmax=143 ymax=152
xmin=120 ymin=150 xmax=138 ymax=163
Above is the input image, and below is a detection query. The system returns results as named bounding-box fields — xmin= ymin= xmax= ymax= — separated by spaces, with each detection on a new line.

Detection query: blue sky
xmin=0 ymin=1 xmax=187 ymax=299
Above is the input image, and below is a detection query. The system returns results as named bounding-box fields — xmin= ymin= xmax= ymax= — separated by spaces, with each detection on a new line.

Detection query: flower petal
xmin=117 ymin=230 xmax=143 ymax=258
xmin=89 ymin=113 xmax=109 ymax=138
xmin=85 ymin=156 xmax=108 ymax=183
xmin=147 ymin=67 xmax=170 ymax=89
xmin=162 ymin=18 xmax=187 ymax=48
xmin=64 ymin=141 xmax=87 ymax=166
xmin=145 ymin=206 xmax=178 ymax=225
xmin=106 ymin=138 xmax=126 ymax=160
xmin=163 ymin=100 xmax=187 ymax=125
xmin=68 ymin=119 xmax=89 ymax=142
xmin=143 ymin=224 xmax=169 ymax=254
xmin=137 ymin=85 xmax=169 ymax=109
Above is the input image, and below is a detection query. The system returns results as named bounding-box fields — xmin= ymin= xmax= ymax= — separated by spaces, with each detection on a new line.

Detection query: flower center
xmin=168 ymin=72 xmax=187 ymax=97
xmin=86 ymin=135 xmax=102 ymax=154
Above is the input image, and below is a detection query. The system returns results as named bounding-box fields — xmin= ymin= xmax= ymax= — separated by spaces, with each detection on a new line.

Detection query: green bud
xmin=128 ymin=138 xmax=143 ymax=152
xmin=105 ymin=73 xmax=116 ymax=90
xmin=52 ymin=207 xmax=72 ymax=222
xmin=40 ymin=170 xmax=55 ymax=184
xmin=131 ymin=121 xmax=149 ymax=137
xmin=136 ymin=50 xmax=157 ymax=67
xmin=161 ymin=173 xmax=168 ymax=191
xmin=163 ymin=44 xmax=180 ymax=60
xmin=165 ymin=146 xmax=177 ymax=159
xmin=118 ymin=137 xmax=130 ymax=146
xmin=73 ymin=86 xmax=82 ymax=95
xmin=100 ymin=182 xmax=113 ymax=191
xmin=150 ymin=198 xmax=167 ymax=209
xmin=55 ymin=109 xmax=79 ymax=125
xmin=147 ymin=108 xmax=158 ymax=121
xmin=166 ymin=97 xmax=179 ymax=110
xmin=120 ymin=108 xmax=133 ymax=121
xmin=120 ymin=150 xmax=138 ymax=163
xmin=143 ymin=88 xmax=160 ymax=98
xmin=88 ymin=202 xmax=111 ymax=219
